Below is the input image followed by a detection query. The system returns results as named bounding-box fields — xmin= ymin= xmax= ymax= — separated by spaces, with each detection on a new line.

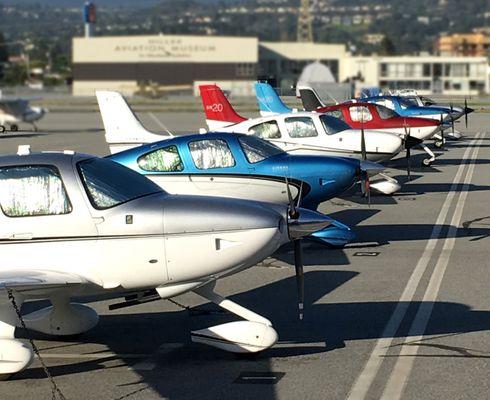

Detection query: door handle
xmin=9 ymin=232 xmax=33 ymax=240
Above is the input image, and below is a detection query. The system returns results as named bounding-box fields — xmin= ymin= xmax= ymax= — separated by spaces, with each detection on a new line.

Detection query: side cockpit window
xmin=138 ymin=145 xmax=184 ymax=172
xmin=349 ymin=106 xmax=373 ymax=122
xmin=285 ymin=117 xmax=318 ymax=138
xmin=0 ymin=165 xmax=72 ymax=217
xmin=189 ymin=139 xmax=236 ymax=169
xmin=248 ymin=121 xmax=281 ymax=139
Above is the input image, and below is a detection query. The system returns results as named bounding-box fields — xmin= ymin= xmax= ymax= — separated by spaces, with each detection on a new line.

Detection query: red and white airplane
xmin=199 ymin=84 xmax=405 ymax=194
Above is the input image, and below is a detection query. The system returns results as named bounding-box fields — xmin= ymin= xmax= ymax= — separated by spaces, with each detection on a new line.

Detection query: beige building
xmin=436 ymin=32 xmax=490 ymax=57
xmin=72 ymin=34 xmax=490 ymax=96
xmin=342 ymin=55 xmax=489 ymax=95
xmin=72 ymin=34 xmax=258 ymax=96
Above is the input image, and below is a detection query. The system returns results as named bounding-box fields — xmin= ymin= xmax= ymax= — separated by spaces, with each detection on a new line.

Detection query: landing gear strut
xmin=420 ymin=143 xmax=435 ymax=167
xmin=191 ymin=283 xmax=278 ymax=353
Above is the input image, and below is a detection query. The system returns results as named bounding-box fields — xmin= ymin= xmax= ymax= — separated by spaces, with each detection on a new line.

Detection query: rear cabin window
xmin=349 ymin=106 xmax=373 ymax=122
xmin=137 ymin=145 xmax=184 ymax=172
xmin=248 ymin=121 xmax=281 ymax=139
xmin=285 ymin=117 xmax=318 ymax=138
xmin=0 ymin=165 xmax=72 ymax=217
xmin=188 ymin=139 xmax=236 ymax=169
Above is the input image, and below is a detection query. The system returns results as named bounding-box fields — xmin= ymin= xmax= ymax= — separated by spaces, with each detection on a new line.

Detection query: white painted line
xmin=380 ymin=133 xmax=485 ymax=400
xmin=346 ymin=133 xmax=482 ymax=400
xmin=148 ymin=112 xmax=173 ymax=136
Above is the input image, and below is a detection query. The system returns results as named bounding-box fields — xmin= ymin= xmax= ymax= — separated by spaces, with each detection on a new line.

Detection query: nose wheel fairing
xmin=310 ymin=217 xmax=356 ymax=248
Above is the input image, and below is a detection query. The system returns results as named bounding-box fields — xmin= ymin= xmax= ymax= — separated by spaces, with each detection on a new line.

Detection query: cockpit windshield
xmin=78 ymin=158 xmax=163 ymax=209
xmin=238 ymin=135 xmax=284 ymax=163
xmin=375 ymin=105 xmax=398 ymax=119
xmin=319 ymin=115 xmax=351 ymax=135
xmin=398 ymin=97 xmax=419 ymax=108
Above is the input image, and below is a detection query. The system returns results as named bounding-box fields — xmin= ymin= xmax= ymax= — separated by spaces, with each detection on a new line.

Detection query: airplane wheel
xmin=10 ymin=124 xmax=18 ymax=132
xmin=434 ymin=140 xmax=443 ymax=149
xmin=0 ymin=125 xmax=5 ymax=133
xmin=422 ymin=158 xmax=432 ymax=167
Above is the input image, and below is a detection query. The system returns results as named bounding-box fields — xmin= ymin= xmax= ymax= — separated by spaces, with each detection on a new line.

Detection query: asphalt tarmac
xmin=0 ymin=109 xmax=489 ymax=400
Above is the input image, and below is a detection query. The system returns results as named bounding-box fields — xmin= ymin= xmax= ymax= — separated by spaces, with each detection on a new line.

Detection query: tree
xmin=0 ymin=32 xmax=8 ymax=63
xmin=379 ymin=36 xmax=396 ymax=55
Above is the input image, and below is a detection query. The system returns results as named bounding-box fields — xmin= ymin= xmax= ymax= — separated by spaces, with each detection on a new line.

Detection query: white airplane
xmin=0 ymin=95 xmax=47 ymax=132
xmin=0 ymin=147 xmax=330 ymax=378
xmin=199 ymin=85 xmax=404 ymax=194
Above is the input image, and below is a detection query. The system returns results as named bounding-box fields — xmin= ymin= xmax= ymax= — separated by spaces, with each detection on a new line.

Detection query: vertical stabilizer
xmin=254 ymin=82 xmax=292 ymax=116
xmin=95 ymin=91 xmax=171 ymax=154
xmin=296 ymin=86 xmax=325 ymax=111
xmin=198 ymin=85 xmax=247 ymax=130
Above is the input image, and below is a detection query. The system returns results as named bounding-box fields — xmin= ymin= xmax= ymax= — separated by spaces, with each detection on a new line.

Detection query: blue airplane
xmin=358 ymin=95 xmax=451 ymax=121
xmin=106 ymin=131 xmax=381 ymax=247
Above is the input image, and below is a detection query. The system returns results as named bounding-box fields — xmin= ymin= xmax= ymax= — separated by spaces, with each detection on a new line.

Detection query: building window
xmin=236 ymin=63 xmax=255 ymax=78
xmin=423 ymin=63 xmax=431 ymax=77
xmin=380 ymin=63 xmax=388 ymax=77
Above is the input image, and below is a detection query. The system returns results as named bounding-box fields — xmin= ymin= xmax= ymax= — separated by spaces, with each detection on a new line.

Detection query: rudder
xmin=198 ymin=84 xmax=247 ymax=130
xmin=254 ymin=82 xmax=292 ymax=116
xmin=296 ymin=86 xmax=324 ymax=111
xmin=96 ymin=91 xmax=170 ymax=154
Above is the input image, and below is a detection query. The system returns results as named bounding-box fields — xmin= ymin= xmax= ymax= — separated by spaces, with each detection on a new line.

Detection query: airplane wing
xmin=0 ymin=99 xmax=29 ymax=116
xmin=0 ymin=269 xmax=89 ymax=295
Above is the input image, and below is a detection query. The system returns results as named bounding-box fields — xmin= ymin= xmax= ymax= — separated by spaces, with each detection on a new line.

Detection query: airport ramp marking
xmin=346 ymin=132 xmax=483 ymax=400
xmin=380 ymin=132 xmax=485 ymax=400
xmin=148 ymin=112 xmax=173 ymax=135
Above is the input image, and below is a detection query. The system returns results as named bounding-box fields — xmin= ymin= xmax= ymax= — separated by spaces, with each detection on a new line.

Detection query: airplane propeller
xmin=285 ymin=177 xmax=304 ymax=320
xmin=450 ymin=103 xmax=455 ymax=134
xmin=360 ymin=122 xmax=367 ymax=161
xmin=359 ymin=120 xmax=370 ymax=205
xmin=404 ymin=123 xmax=412 ymax=180
xmin=464 ymin=98 xmax=474 ymax=129
xmin=439 ymin=113 xmax=445 ymax=150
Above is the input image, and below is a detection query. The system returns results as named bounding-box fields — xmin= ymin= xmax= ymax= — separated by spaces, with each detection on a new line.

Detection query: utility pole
xmin=297 ymin=0 xmax=313 ymax=42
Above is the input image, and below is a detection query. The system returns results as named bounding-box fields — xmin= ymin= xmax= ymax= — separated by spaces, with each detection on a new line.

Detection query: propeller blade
xmin=440 ymin=113 xmax=445 ymax=149
xmin=296 ymin=181 xmax=303 ymax=210
xmin=293 ymin=239 xmax=304 ymax=320
xmin=285 ymin=177 xmax=297 ymax=218
xmin=406 ymin=146 xmax=411 ymax=180
xmin=366 ymin=172 xmax=371 ymax=207
xmin=404 ymin=121 xmax=411 ymax=180
xmin=360 ymin=124 xmax=367 ymax=161
xmin=450 ymin=103 xmax=455 ymax=134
